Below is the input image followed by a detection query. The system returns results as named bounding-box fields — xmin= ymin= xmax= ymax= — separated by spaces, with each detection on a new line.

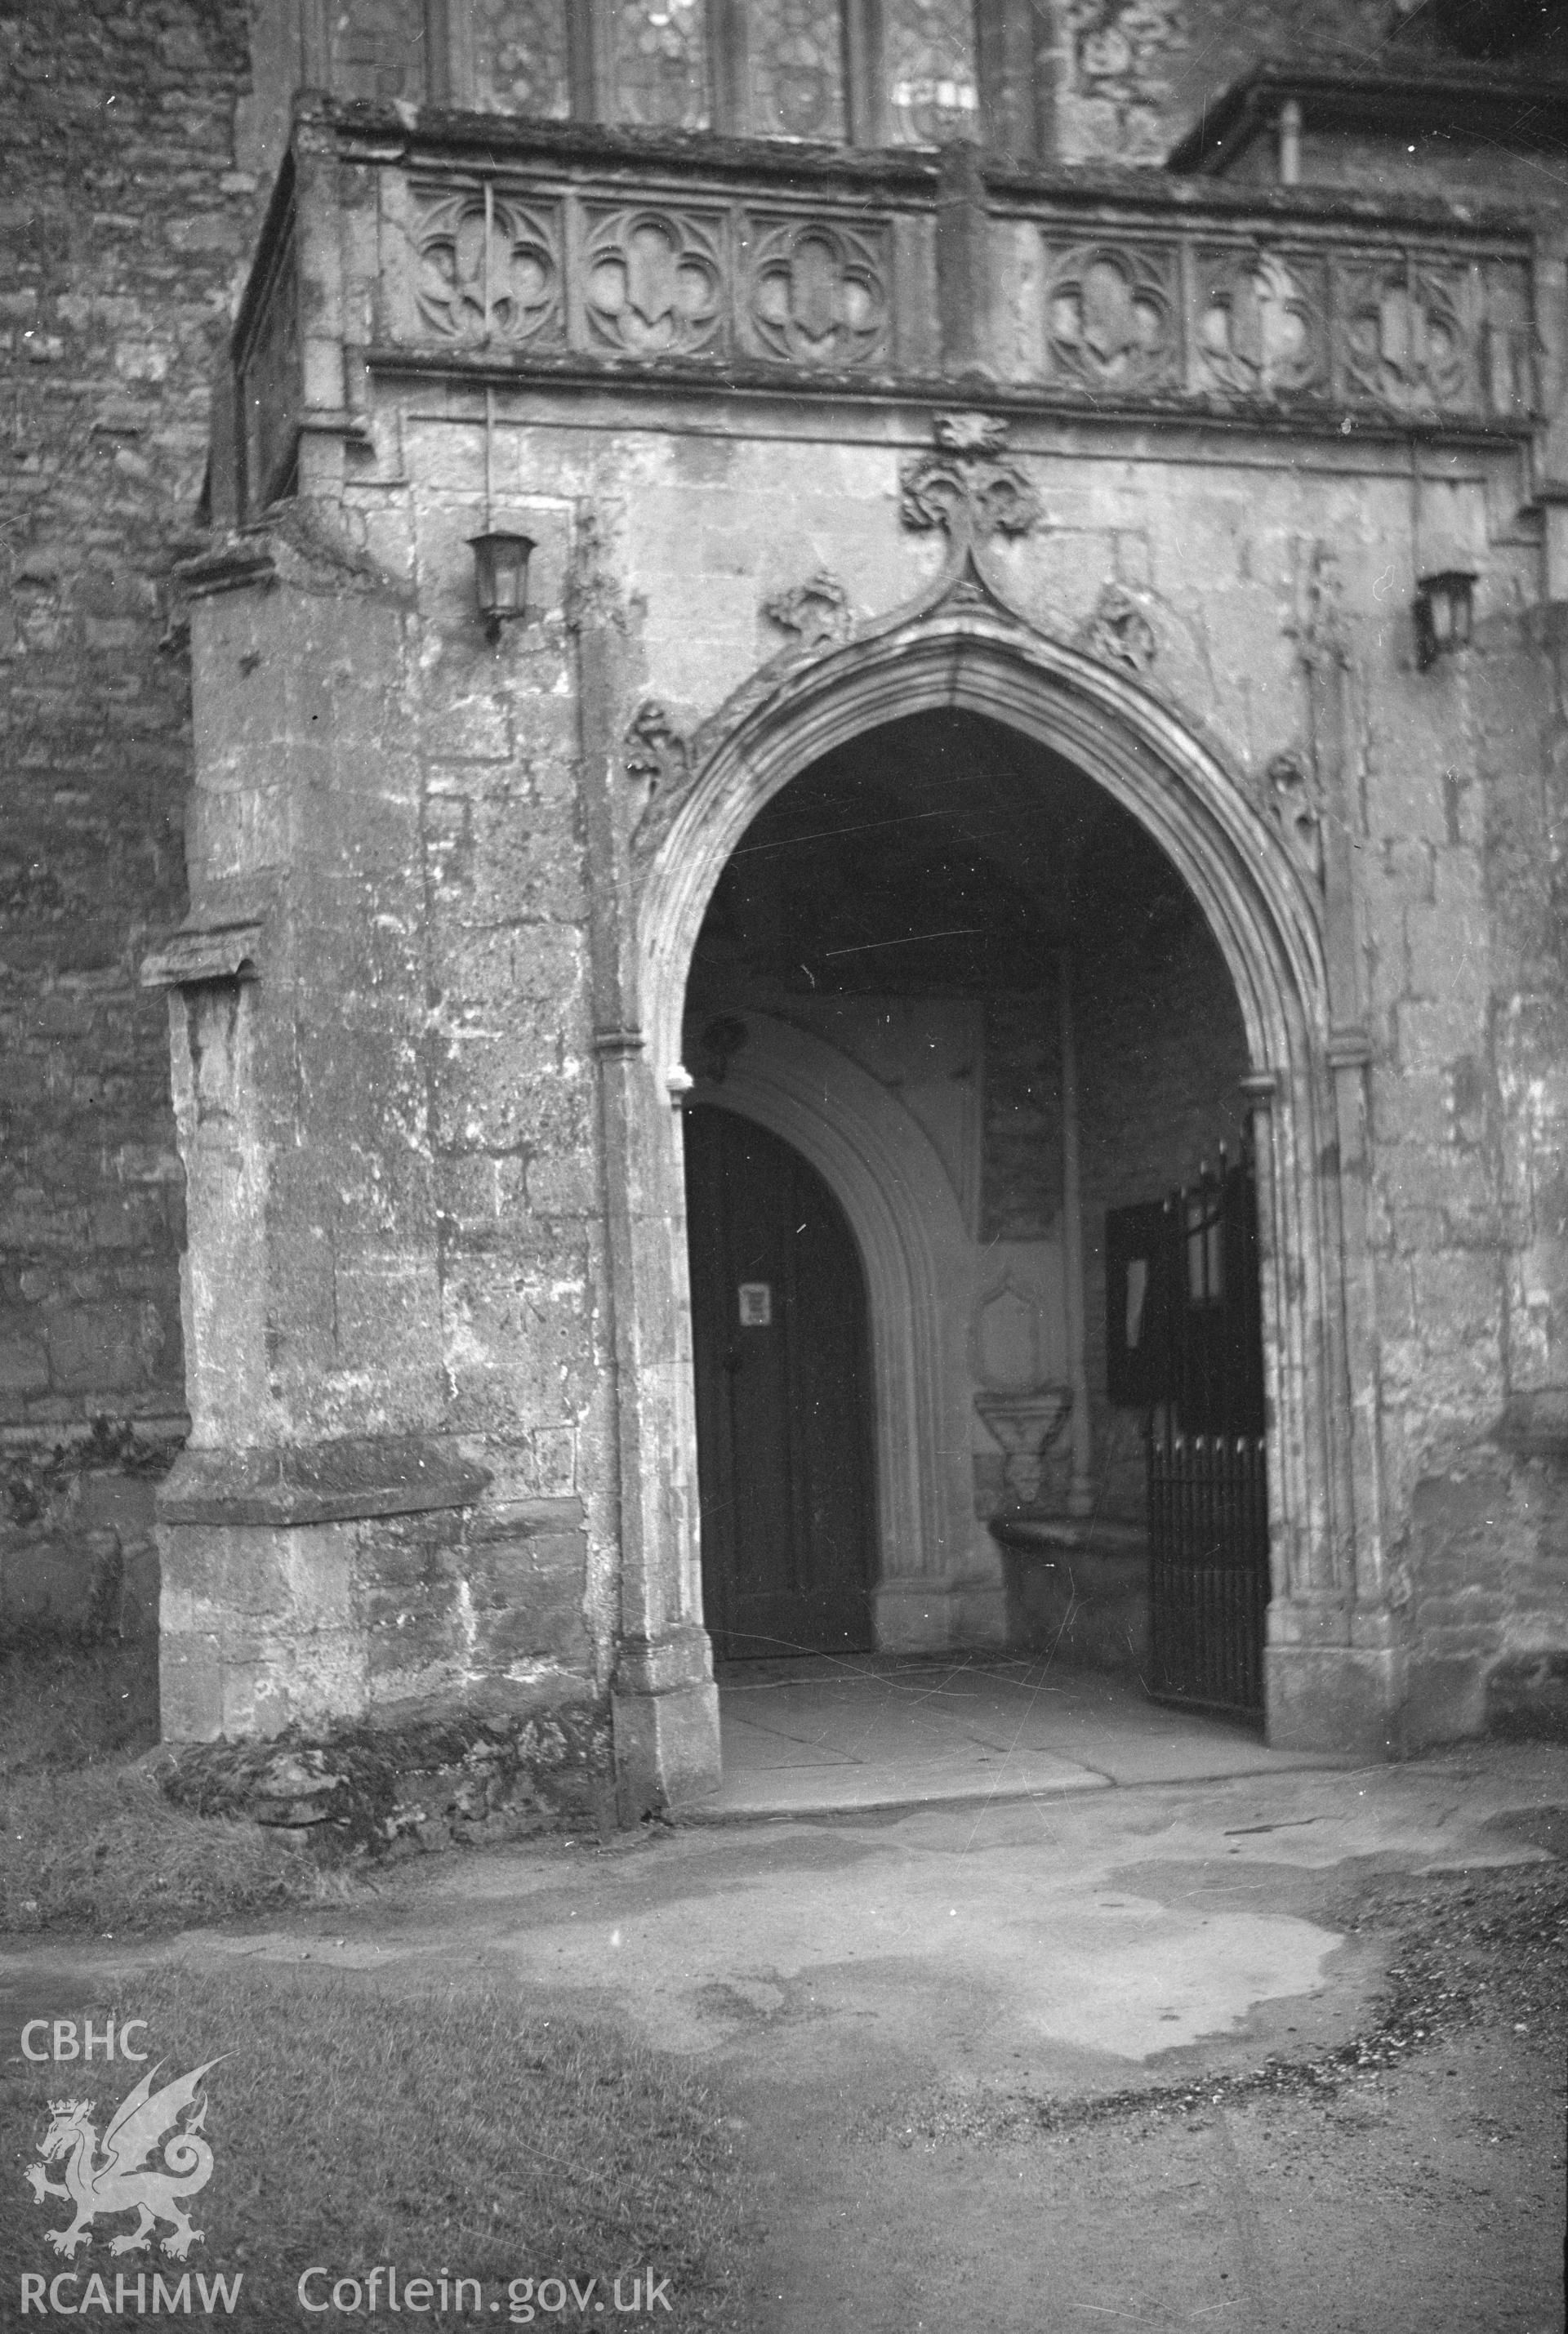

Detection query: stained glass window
xmin=751 ymin=0 xmax=848 ymax=141
xmin=330 ymin=0 xmax=428 ymax=101
xmin=613 ymin=0 xmax=711 ymax=130
xmin=884 ymin=0 xmax=979 ymax=144
xmin=472 ymin=0 xmax=571 ymax=117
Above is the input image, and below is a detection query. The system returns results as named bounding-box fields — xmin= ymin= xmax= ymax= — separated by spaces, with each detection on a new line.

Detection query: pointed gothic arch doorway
xmin=612 ymin=608 xmax=1398 ymax=1813
xmin=677 ymin=702 xmax=1268 ymax=1698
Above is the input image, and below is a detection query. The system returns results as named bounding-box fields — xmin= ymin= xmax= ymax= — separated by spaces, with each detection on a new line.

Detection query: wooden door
xmin=684 ymin=1105 xmax=875 ymax=1660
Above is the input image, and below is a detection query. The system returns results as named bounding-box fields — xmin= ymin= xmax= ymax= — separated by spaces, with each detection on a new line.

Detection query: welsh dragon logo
xmin=24 ymin=2060 xmax=223 ymax=2260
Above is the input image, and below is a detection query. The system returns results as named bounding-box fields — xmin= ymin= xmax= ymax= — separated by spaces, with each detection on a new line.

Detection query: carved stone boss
xmin=1075 ymin=583 xmax=1157 ymax=676
xmin=762 ymin=570 xmax=854 ymax=648
xmin=899 ymin=414 xmax=1042 ymax=546
xmin=622 ymin=699 xmax=691 ymax=861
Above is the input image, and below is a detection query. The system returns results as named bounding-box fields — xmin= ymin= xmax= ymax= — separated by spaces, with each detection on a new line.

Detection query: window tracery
xmin=613 ymin=0 xmax=712 ymax=129
xmin=884 ymin=0 xmax=979 ymax=143
xmin=330 ymin=0 xmax=428 ymax=101
xmin=751 ymin=0 xmax=849 ymax=141
xmin=321 ymin=1 xmax=1019 ymax=155
xmin=472 ymin=0 xmax=572 ymax=115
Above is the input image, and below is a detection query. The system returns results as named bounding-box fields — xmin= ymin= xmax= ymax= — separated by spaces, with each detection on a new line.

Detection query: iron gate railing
xmin=1110 ymin=1148 xmax=1270 ymax=1720
xmin=1148 ymin=1419 xmax=1269 ymax=1717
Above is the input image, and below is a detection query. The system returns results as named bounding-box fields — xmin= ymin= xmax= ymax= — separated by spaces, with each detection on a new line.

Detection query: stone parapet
xmin=220 ymin=96 xmax=1544 ymax=524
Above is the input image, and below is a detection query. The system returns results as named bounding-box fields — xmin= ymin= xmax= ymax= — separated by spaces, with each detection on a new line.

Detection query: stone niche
xmin=970 ymin=1265 xmax=1071 ymax=1516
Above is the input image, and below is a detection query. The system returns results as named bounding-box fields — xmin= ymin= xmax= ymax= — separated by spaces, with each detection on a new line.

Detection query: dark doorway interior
xmin=684 ymin=1105 xmax=875 ymax=1659
xmin=681 ymin=709 xmax=1259 ymax=1693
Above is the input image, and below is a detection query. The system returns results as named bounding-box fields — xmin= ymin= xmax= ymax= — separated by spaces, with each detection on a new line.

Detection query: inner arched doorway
xmin=684 ymin=1107 xmax=875 ymax=1659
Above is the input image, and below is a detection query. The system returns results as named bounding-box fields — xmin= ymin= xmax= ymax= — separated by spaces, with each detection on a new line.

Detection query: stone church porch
xmin=107 ymin=47 xmax=1567 ymax=1812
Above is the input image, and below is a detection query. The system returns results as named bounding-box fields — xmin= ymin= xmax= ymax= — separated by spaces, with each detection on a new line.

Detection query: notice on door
xmin=737 ymin=1281 xmax=773 ymax=1328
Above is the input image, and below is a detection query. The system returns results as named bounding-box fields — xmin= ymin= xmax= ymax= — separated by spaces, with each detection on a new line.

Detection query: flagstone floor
xmin=701 ymin=1652 xmax=1351 ymax=1819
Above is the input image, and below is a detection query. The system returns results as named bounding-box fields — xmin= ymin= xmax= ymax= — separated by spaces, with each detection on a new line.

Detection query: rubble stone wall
xmin=0 ymin=0 xmax=255 ymax=1646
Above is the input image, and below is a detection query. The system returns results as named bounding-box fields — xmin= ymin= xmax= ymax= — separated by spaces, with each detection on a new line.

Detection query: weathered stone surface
xmin=11 ymin=5 xmax=1568 ymax=1809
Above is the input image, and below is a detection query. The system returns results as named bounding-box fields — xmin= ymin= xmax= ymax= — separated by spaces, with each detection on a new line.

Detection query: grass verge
xmin=1 ymin=1762 xmax=352 ymax=1935
xmin=0 ymin=1641 xmax=158 ymax=1777
xmin=2 ymin=1964 xmax=750 ymax=2329
xmin=2 ymin=1643 xmax=360 ymax=1935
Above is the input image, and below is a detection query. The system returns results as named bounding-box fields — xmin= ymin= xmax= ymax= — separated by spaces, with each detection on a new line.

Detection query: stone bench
xmin=990 ymin=1515 xmax=1149 ymax=1673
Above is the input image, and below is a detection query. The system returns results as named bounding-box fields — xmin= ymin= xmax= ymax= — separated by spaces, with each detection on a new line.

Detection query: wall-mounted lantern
xmin=469 ymin=529 xmax=535 ymax=644
xmin=1413 ymin=568 xmax=1477 ymax=670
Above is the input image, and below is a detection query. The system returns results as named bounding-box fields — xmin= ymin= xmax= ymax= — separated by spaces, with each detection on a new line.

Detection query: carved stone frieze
xmin=281 ymin=135 xmax=1546 ymax=537
xmin=1265 ymin=749 xmax=1325 ymax=889
xmin=584 ymin=207 xmax=725 ymax=358
xmin=1335 ymin=256 xmax=1476 ymax=414
xmin=1045 ymin=241 xmax=1179 ymax=394
xmin=412 ymin=186 xmax=562 ymax=345
xmin=763 ymin=569 xmax=853 ymax=648
xmin=1196 ymin=247 xmax=1328 ymax=401
xmin=1075 ymin=582 xmax=1157 ymax=675
xmin=746 ymin=216 xmax=891 ymax=368
xmin=350 ymin=145 xmax=1541 ymax=439
xmin=900 ymin=414 xmax=1041 ymax=541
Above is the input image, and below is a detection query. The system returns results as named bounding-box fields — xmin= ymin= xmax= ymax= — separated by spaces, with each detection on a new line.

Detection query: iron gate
xmin=1107 ymin=1149 xmax=1269 ymax=1719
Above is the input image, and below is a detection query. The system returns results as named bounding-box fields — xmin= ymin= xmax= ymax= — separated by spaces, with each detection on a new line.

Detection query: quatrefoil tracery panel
xmin=412 ymin=186 xmax=563 ymax=346
xmin=1045 ymin=241 xmax=1179 ymax=394
xmin=584 ymin=207 xmax=728 ymax=358
xmin=746 ymin=216 xmax=892 ymax=368
xmin=1336 ymin=255 xmax=1478 ymax=415
xmin=1196 ymin=247 xmax=1329 ymax=401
